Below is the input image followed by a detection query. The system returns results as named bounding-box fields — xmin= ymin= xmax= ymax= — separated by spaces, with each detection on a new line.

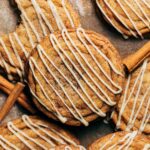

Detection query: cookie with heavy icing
xmin=27 ymin=28 xmax=124 ymax=126
xmin=0 ymin=115 xmax=79 ymax=149
xmin=96 ymin=0 xmax=150 ymax=38
xmin=88 ymin=131 xmax=150 ymax=150
xmin=113 ymin=58 xmax=150 ymax=134
xmin=0 ymin=0 xmax=80 ymax=81
xmin=50 ymin=145 xmax=86 ymax=150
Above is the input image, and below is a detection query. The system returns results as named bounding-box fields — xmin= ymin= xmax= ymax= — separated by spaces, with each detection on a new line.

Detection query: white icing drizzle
xmin=0 ymin=135 xmax=19 ymax=150
xmin=103 ymin=0 xmax=139 ymax=38
xmin=8 ymin=34 xmax=24 ymax=78
xmin=47 ymin=0 xmax=66 ymax=30
xmin=0 ymin=140 xmax=11 ymax=150
xmin=117 ymin=0 xmax=143 ymax=39
xmin=0 ymin=115 xmax=77 ymax=150
xmin=99 ymin=134 xmax=115 ymax=150
xmin=49 ymin=145 xmax=86 ymax=150
xmin=96 ymin=0 xmax=150 ymax=38
xmin=143 ymin=144 xmax=150 ymax=150
xmin=29 ymin=58 xmax=68 ymax=124
xmin=115 ymin=59 xmax=150 ymax=133
xmin=22 ymin=16 xmax=35 ymax=48
xmin=106 ymin=131 xmax=138 ymax=150
xmin=134 ymin=0 xmax=150 ymax=24
xmin=62 ymin=0 xmax=75 ymax=28
xmin=143 ymin=0 xmax=150 ymax=9
xmin=0 ymin=38 xmax=15 ymax=68
xmin=38 ymin=125 xmax=77 ymax=146
xmin=0 ymin=0 xmax=76 ymax=81
xmin=95 ymin=0 xmax=128 ymax=39
xmin=8 ymin=122 xmax=48 ymax=150
xmin=15 ymin=0 xmax=41 ymax=42
xmin=64 ymin=145 xmax=86 ymax=150
xmin=29 ymin=28 xmax=122 ymax=125
xmin=31 ymin=0 xmax=54 ymax=34
xmin=29 ymin=47 xmax=88 ymax=126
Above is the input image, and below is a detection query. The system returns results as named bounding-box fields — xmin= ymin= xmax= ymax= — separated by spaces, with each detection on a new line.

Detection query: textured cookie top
xmin=113 ymin=58 xmax=150 ymax=134
xmin=27 ymin=28 xmax=124 ymax=126
xmin=0 ymin=0 xmax=80 ymax=81
xmin=96 ymin=0 xmax=150 ymax=38
xmin=88 ymin=131 xmax=150 ymax=150
xmin=0 ymin=115 xmax=79 ymax=149
xmin=50 ymin=145 xmax=86 ymax=150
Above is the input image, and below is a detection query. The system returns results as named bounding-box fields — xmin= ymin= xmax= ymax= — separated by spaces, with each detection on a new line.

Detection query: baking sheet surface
xmin=0 ymin=0 xmax=148 ymax=147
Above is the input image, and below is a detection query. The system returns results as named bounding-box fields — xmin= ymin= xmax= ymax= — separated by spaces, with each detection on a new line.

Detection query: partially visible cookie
xmin=50 ymin=145 xmax=86 ymax=150
xmin=0 ymin=115 xmax=79 ymax=149
xmin=96 ymin=0 xmax=150 ymax=38
xmin=27 ymin=28 xmax=124 ymax=126
xmin=0 ymin=0 xmax=80 ymax=81
xmin=113 ymin=58 xmax=150 ymax=134
xmin=88 ymin=131 xmax=150 ymax=150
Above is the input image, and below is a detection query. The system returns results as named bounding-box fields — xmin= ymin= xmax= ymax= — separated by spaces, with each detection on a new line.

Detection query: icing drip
xmin=96 ymin=0 xmax=150 ymax=38
xmin=0 ymin=0 xmax=76 ymax=81
xmin=0 ymin=115 xmax=77 ymax=150
xmin=29 ymin=28 xmax=122 ymax=125
xmin=115 ymin=59 xmax=150 ymax=133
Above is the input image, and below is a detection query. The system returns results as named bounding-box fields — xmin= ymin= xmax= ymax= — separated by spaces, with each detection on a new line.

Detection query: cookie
xmin=0 ymin=0 xmax=80 ymax=81
xmin=0 ymin=115 xmax=79 ymax=149
xmin=27 ymin=28 xmax=124 ymax=126
xmin=96 ymin=0 xmax=150 ymax=38
xmin=113 ymin=58 xmax=150 ymax=134
xmin=88 ymin=131 xmax=150 ymax=150
xmin=50 ymin=145 xmax=86 ymax=150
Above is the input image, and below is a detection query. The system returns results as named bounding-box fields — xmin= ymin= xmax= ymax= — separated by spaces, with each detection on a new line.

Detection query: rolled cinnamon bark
xmin=0 ymin=75 xmax=36 ymax=114
xmin=0 ymin=83 xmax=24 ymax=122
xmin=123 ymin=41 xmax=150 ymax=72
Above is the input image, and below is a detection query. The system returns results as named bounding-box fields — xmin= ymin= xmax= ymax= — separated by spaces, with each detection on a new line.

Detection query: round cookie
xmin=96 ymin=0 xmax=150 ymax=38
xmin=0 ymin=0 xmax=80 ymax=81
xmin=27 ymin=28 xmax=124 ymax=126
xmin=50 ymin=145 xmax=86 ymax=150
xmin=88 ymin=131 xmax=150 ymax=150
xmin=113 ymin=58 xmax=150 ymax=134
xmin=0 ymin=115 xmax=79 ymax=149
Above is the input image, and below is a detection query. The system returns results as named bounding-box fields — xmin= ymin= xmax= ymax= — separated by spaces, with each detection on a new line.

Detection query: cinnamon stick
xmin=0 ymin=82 xmax=24 ymax=122
xmin=123 ymin=41 xmax=150 ymax=72
xmin=0 ymin=75 xmax=36 ymax=114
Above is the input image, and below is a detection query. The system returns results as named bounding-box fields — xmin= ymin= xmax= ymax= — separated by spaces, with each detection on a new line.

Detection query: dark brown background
xmin=0 ymin=0 xmax=149 ymax=147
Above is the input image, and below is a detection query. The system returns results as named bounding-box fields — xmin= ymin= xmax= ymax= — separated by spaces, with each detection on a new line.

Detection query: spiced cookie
xmin=113 ymin=58 xmax=150 ymax=134
xmin=27 ymin=28 xmax=124 ymax=126
xmin=50 ymin=145 xmax=86 ymax=150
xmin=0 ymin=115 xmax=79 ymax=149
xmin=88 ymin=131 xmax=150 ymax=150
xmin=96 ymin=0 xmax=150 ymax=38
xmin=0 ymin=0 xmax=80 ymax=81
